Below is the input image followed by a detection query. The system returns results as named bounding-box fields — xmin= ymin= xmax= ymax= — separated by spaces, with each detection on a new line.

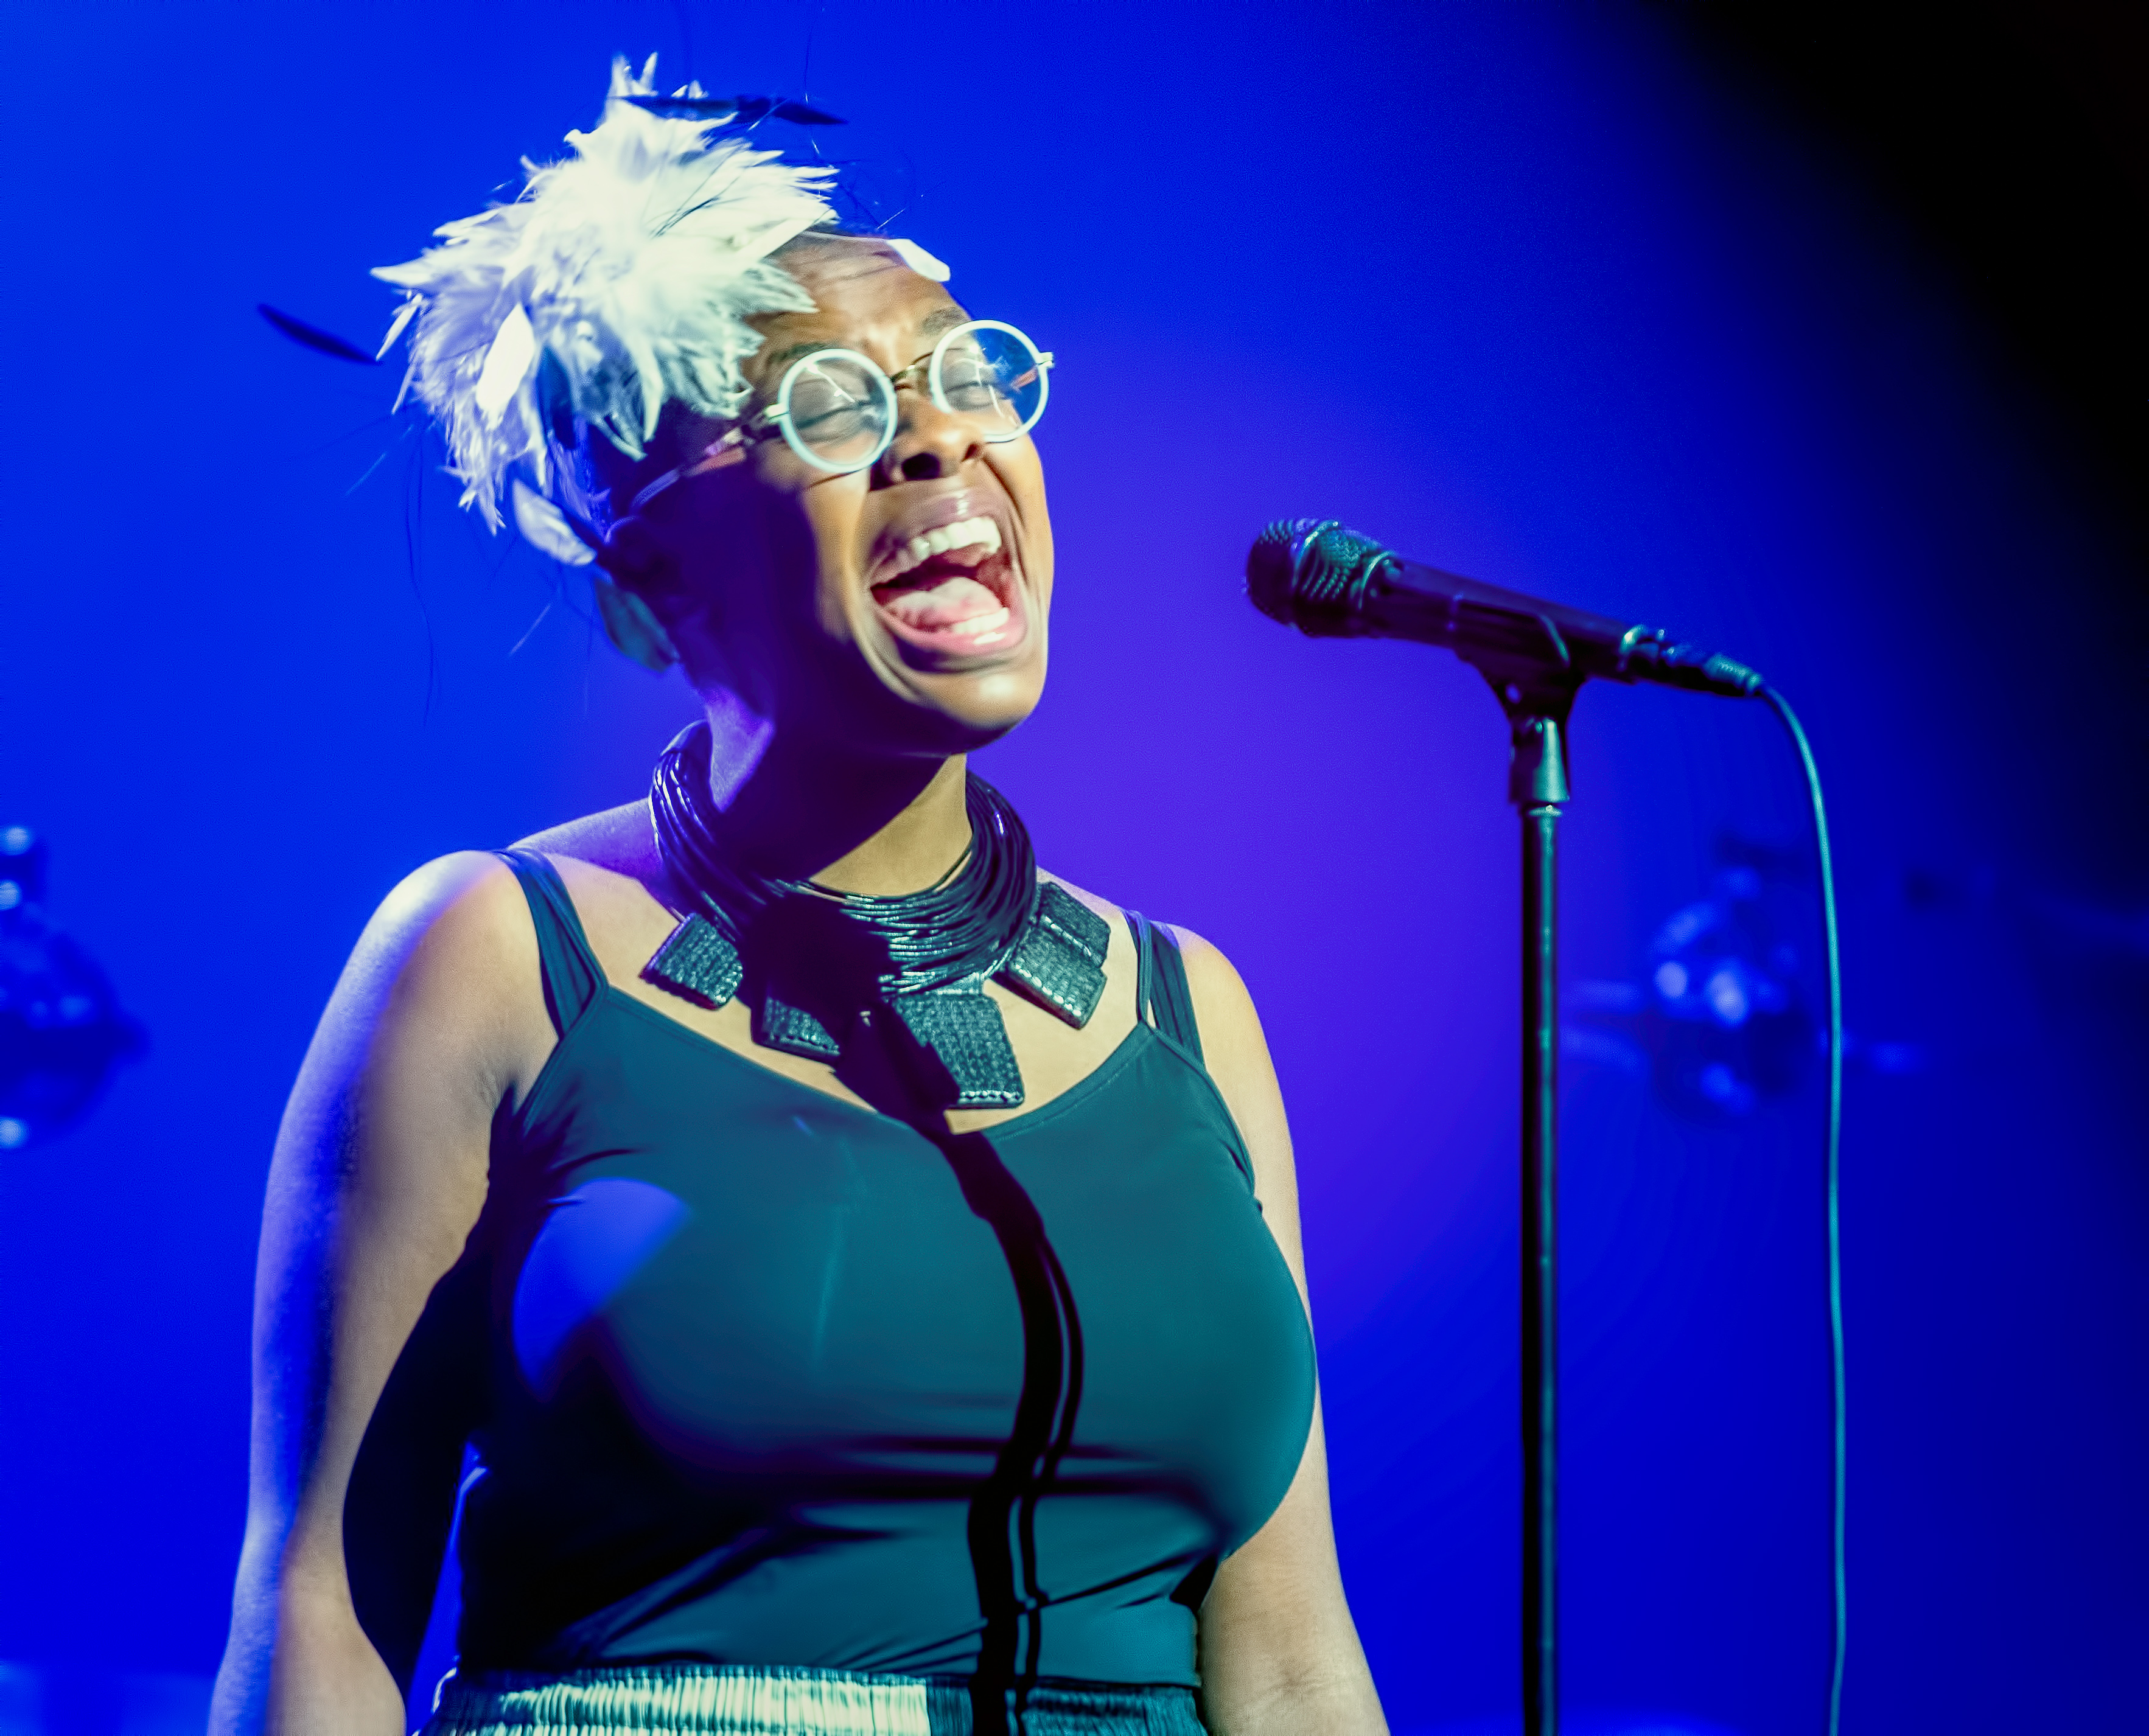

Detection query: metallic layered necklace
xmin=644 ymin=722 xmax=1110 ymax=1109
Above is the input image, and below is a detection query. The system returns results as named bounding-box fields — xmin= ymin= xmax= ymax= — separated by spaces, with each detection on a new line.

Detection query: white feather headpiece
xmin=374 ymin=55 xmax=839 ymax=534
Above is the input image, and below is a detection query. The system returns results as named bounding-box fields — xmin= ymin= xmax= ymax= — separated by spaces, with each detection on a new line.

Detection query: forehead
xmin=753 ymin=237 xmax=968 ymax=375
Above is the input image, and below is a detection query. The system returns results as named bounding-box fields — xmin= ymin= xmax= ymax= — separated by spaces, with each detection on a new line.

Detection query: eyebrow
xmin=757 ymin=338 xmax=834 ymax=377
xmin=756 ymin=304 xmax=977 ymax=382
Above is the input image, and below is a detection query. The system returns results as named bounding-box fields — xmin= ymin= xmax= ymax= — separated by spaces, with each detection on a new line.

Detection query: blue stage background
xmin=1 ymin=3 xmax=2141 ymax=1732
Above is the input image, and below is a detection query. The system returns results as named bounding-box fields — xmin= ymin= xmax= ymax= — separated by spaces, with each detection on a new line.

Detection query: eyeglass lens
xmin=780 ymin=353 xmax=897 ymax=472
xmin=929 ymin=323 xmax=1049 ymax=444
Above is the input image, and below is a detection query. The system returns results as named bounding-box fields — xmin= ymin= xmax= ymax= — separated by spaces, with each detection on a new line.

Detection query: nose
xmin=875 ymin=386 xmax=982 ymax=485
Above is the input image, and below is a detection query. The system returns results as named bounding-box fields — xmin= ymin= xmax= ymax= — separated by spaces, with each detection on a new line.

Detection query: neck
xmin=696 ymin=692 xmax=973 ymax=896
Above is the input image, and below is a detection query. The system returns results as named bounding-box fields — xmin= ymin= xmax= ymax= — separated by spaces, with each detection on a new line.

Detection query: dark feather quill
xmin=767 ymin=98 xmax=845 ymax=125
xmin=258 ymin=304 xmax=379 ymax=365
xmin=624 ymin=94 xmax=845 ymax=127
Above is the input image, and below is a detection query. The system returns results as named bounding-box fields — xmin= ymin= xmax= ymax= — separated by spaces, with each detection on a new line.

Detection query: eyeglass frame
xmin=621 ymin=320 xmax=1054 ymax=514
xmin=762 ymin=319 xmax=1054 ymax=475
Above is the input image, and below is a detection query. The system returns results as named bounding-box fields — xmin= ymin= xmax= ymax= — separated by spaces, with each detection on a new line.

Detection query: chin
xmin=889 ymin=655 xmax=1049 ymax=754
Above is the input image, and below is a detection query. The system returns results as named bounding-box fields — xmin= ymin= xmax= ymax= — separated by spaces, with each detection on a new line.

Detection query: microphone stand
xmin=1245 ymin=515 xmax=1780 ymax=1735
xmin=1486 ymin=666 xmax=1583 ymax=1736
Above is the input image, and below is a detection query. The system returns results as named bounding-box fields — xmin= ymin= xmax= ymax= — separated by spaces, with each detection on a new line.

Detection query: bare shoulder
xmin=506 ymin=803 xmax=683 ymax=981
xmin=320 ymin=850 xmax=550 ymax=1086
xmin=348 ymin=849 xmax=529 ymax=999
xmin=514 ymin=799 xmax=660 ymax=880
xmin=1155 ymin=923 xmax=1263 ymax=1036
xmin=289 ymin=845 xmax=543 ymax=1170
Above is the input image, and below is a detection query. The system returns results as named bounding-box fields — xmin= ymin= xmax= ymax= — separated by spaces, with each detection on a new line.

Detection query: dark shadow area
xmin=828 ymin=974 xmax=1087 ymax=1736
xmin=1660 ymin=0 xmax=2149 ymax=912
xmin=1662 ymin=0 xmax=2147 ymax=548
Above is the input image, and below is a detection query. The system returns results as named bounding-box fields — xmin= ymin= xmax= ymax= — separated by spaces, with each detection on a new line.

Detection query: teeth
xmin=892 ymin=515 xmax=1003 ymax=577
xmin=946 ymin=607 xmax=1012 ymax=639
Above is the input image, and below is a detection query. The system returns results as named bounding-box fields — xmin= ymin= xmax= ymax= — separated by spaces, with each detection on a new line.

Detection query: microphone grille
xmin=1246 ymin=517 xmax=1388 ymax=634
xmin=1246 ymin=519 xmax=1319 ymax=625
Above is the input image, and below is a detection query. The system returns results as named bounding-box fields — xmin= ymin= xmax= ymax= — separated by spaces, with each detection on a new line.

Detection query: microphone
xmin=1246 ymin=518 xmax=1764 ymax=699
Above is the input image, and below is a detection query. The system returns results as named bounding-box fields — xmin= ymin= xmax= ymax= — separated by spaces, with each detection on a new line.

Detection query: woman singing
xmin=211 ymin=58 xmax=1386 ymax=1736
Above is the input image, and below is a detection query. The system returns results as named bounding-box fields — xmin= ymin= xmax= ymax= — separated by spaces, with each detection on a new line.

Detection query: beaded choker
xmin=643 ymin=722 xmax=1110 ymax=1109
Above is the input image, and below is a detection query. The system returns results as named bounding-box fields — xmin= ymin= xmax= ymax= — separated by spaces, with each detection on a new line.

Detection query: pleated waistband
xmin=424 ymin=1665 xmax=1205 ymax=1736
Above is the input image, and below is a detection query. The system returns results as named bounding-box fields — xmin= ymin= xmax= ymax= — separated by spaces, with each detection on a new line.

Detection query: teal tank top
xmin=444 ymin=850 xmax=1316 ymax=1688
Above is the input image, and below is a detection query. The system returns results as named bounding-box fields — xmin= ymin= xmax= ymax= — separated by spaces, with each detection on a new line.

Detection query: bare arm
xmin=1174 ymin=930 xmax=1389 ymax=1736
xmin=209 ymin=856 xmax=545 ymax=1736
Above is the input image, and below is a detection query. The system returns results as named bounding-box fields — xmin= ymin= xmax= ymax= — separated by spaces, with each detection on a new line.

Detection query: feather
xmin=259 ymin=303 xmax=379 ymax=364
xmin=511 ymin=479 xmax=596 ymax=565
xmin=536 ymin=347 xmax=579 ymax=449
xmin=624 ymin=94 xmax=845 ymax=127
xmin=885 ymin=238 xmax=952 ymax=282
xmin=374 ymin=52 xmax=834 ymax=532
xmin=474 ymin=304 xmax=537 ymax=425
xmin=376 ymin=297 xmax=421 ymax=360
xmin=623 ymin=94 xmax=741 ymax=123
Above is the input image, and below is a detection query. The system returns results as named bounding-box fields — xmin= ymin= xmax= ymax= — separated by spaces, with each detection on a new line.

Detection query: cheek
xmin=997 ymin=447 xmax=1053 ymax=586
xmin=997 ymin=437 xmax=1047 ymax=505
xmin=792 ymin=477 xmax=871 ymax=632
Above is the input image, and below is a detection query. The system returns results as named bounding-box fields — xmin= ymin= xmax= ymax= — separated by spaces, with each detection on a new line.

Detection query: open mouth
xmin=868 ymin=514 xmax=1021 ymax=654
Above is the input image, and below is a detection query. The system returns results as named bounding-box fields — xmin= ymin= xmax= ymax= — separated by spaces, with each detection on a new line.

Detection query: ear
xmin=592 ymin=573 xmax=680 ymax=673
xmin=588 ymin=514 xmax=682 ymax=672
xmin=592 ymin=511 xmax=665 ymax=584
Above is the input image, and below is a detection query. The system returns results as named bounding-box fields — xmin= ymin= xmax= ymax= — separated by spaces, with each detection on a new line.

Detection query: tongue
xmin=876 ymin=574 xmax=1002 ymax=631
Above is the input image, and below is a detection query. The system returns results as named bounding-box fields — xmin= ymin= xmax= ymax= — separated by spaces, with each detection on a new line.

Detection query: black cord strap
xmin=642 ymin=722 xmax=1109 ymax=1109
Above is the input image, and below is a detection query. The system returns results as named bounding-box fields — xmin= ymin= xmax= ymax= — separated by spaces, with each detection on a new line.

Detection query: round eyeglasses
xmin=763 ymin=320 xmax=1054 ymax=475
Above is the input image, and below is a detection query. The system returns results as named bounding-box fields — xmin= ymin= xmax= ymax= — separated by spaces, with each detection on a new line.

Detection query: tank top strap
xmin=1125 ymin=911 xmax=1205 ymax=1067
xmin=493 ymin=848 xmax=606 ymax=1037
